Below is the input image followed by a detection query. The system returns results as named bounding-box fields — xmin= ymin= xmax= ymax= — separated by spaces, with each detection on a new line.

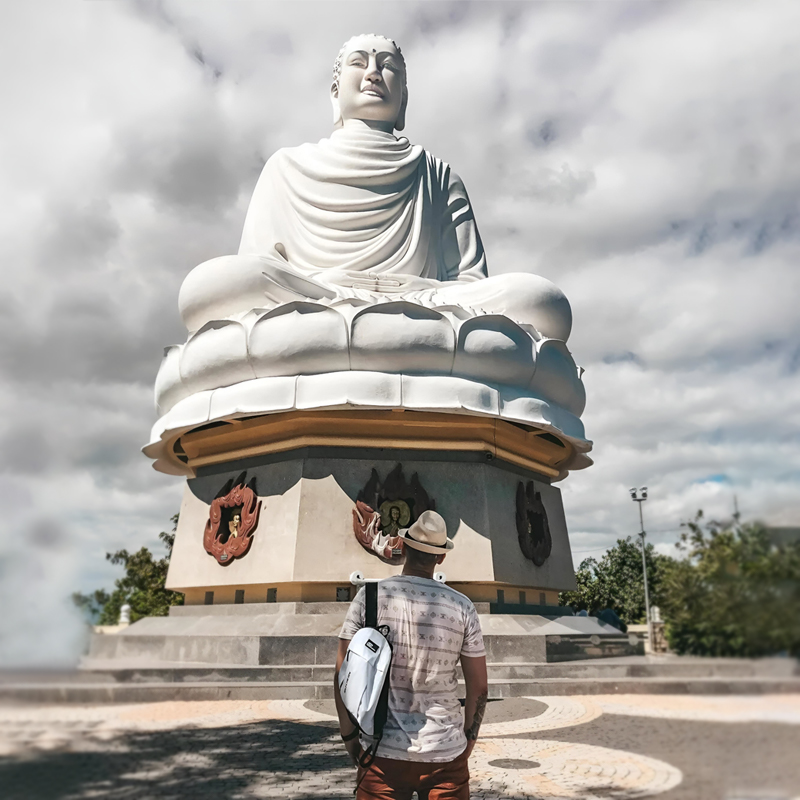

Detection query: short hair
xmin=332 ymin=34 xmax=407 ymax=98
xmin=404 ymin=544 xmax=440 ymax=570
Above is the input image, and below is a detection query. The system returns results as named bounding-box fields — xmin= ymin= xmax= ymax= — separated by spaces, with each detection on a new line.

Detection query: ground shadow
xmin=0 ymin=718 xmax=357 ymax=800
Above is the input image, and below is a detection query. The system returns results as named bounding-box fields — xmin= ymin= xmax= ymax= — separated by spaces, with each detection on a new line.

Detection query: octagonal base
xmin=166 ymin=435 xmax=578 ymax=607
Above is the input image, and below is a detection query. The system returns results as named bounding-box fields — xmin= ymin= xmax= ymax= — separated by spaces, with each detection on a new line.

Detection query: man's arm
xmin=333 ymin=638 xmax=361 ymax=765
xmin=461 ymin=653 xmax=489 ymax=756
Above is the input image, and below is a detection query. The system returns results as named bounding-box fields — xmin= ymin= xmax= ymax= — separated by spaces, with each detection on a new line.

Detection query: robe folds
xmin=238 ymin=125 xmax=488 ymax=300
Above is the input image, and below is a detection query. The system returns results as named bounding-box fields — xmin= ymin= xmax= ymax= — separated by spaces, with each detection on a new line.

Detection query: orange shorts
xmin=356 ymin=748 xmax=470 ymax=800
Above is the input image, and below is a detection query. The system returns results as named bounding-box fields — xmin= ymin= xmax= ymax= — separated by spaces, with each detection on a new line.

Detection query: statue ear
xmin=394 ymin=92 xmax=408 ymax=132
xmin=330 ymin=83 xmax=343 ymax=128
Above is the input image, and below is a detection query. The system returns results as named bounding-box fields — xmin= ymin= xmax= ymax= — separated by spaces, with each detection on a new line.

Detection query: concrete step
xmin=2 ymin=675 xmax=800 ymax=704
xmin=75 ymin=655 xmax=798 ymax=684
xmin=0 ymin=681 xmax=332 ymax=703
xmin=485 ymin=659 xmax=799 ymax=680
xmin=88 ymin=631 xmax=641 ymax=666
xmin=80 ymin=664 xmax=337 ymax=684
xmin=169 ymin=602 xmax=494 ymax=617
xmin=87 ymin=613 xmax=646 ymax=666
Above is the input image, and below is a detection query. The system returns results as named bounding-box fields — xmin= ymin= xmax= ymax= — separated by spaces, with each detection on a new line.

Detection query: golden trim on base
xmin=172 ymin=410 xmax=573 ymax=478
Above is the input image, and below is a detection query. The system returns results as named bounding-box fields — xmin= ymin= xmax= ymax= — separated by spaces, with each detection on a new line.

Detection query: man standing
xmin=334 ymin=510 xmax=489 ymax=799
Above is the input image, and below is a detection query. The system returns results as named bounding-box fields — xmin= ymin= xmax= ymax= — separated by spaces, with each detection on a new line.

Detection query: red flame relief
xmin=203 ymin=473 xmax=262 ymax=565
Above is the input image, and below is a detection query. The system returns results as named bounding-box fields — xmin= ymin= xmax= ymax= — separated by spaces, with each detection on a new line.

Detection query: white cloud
xmin=1 ymin=0 xmax=799 ymax=662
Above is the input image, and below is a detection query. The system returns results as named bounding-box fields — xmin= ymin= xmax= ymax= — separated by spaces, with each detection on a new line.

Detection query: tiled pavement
xmin=1 ymin=695 xmax=799 ymax=799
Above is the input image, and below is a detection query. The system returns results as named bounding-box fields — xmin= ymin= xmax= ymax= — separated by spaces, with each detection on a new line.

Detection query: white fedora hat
xmin=398 ymin=510 xmax=454 ymax=554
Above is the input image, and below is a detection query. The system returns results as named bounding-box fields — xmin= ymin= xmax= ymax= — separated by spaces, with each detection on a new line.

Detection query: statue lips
xmin=361 ymin=88 xmax=384 ymax=98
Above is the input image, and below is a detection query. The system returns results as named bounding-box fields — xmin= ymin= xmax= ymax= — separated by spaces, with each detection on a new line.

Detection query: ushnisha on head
xmin=331 ymin=34 xmax=407 ymax=132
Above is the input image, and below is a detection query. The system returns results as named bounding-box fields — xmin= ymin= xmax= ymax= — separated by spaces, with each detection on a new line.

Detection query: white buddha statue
xmin=179 ymin=34 xmax=572 ymax=342
xmin=147 ymin=34 xmax=590 ymax=476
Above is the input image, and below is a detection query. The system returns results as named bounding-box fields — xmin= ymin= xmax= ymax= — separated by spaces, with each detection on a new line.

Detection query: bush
xmin=660 ymin=512 xmax=800 ymax=657
xmin=560 ymin=512 xmax=800 ymax=658
xmin=559 ymin=536 xmax=674 ymax=626
xmin=73 ymin=514 xmax=184 ymax=625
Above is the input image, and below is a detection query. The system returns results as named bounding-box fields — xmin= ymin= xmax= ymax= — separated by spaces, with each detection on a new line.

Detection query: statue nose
xmin=364 ymin=58 xmax=382 ymax=81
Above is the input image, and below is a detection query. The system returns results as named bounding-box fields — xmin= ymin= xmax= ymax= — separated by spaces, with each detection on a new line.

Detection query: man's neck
xmin=401 ymin=565 xmax=435 ymax=580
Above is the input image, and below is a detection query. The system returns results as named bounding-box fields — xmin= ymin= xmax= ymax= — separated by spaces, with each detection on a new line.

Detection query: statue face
xmin=333 ymin=35 xmax=405 ymax=131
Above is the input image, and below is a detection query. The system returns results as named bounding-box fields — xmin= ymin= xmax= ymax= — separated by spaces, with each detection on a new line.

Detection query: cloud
xmin=0 ymin=515 xmax=89 ymax=668
xmin=1 ymin=1 xmax=799 ymax=662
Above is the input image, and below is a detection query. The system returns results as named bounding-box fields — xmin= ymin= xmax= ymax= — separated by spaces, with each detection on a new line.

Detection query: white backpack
xmin=338 ymin=581 xmax=392 ymax=766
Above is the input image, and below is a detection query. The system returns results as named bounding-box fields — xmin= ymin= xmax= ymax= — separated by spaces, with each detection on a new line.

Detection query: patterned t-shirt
xmin=339 ymin=575 xmax=485 ymax=763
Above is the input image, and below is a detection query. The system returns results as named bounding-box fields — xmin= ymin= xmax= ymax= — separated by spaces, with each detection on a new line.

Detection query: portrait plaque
xmin=515 ymin=480 xmax=552 ymax=566
xmin=353 ymin=464 xmax=435 ymax=565
xmin=203 ymin=471 xmax=262 ymax=565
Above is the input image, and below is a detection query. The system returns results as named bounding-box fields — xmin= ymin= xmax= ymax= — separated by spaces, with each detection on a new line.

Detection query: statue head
xmin=331 ymin=34 xmax=407 ymax=132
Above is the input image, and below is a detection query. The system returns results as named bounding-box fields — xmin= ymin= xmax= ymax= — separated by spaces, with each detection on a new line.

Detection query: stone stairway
xmin=2 ymin=656 xmax=798 ymax=703
xmin=83 ymin=602 xmax=644 ymax=667
xmin=3 ymin=603 xmax=797 ymax=702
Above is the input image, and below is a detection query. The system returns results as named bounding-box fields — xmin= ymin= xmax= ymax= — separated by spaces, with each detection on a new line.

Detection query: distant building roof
xmin=765 ymin=527 xmax=800 ymax=547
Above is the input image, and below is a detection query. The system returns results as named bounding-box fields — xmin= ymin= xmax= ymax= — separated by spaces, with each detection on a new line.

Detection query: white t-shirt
xmin=339 ymin=575 xmax=485 ymax=763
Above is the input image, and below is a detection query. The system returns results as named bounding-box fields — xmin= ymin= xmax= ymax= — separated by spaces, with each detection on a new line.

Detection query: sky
xmin=2 ymin=0 xmax=799 ymax=665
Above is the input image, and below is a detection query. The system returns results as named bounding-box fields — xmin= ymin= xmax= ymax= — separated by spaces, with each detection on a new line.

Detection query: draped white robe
xmin=178 ymin=125 xmax=570 ymax=339
xmin=238 ymin=126 xmax=488 ymax=304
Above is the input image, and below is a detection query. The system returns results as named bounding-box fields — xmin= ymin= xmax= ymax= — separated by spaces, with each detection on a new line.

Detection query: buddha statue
xmin=146 ymin=36 xmax=592 ymax=617
xmin=179 ymin=34 xmax=572 ymax=342
xmin=147 ymin=34 xmax=590 ymax=477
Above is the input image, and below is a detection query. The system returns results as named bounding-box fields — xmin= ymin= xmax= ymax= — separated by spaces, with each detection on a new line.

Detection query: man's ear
xmin=437 ymin=553 xmax=447 ymax=565
xmin=394 ymin=92 xmax=408 ymax=132
xmin=330 ymin=83 xmax=343 ymax=127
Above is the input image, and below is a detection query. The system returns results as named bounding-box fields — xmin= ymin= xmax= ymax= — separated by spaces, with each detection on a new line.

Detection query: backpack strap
xmin=365 ymin=581 xmax=378 ymax=629
xmin=354 ymin=581 xmax=386 ymax=795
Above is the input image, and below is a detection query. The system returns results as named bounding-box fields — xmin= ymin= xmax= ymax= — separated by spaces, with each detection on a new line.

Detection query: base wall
xmin=166 ymin=447 xmax=578 ymax=601
xmin=180 ymin=583 xmax=562 ymax=606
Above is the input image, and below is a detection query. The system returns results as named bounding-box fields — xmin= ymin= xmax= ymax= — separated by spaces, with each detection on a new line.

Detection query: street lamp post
xmin=629 ymin=486 xmax=652 ymax=652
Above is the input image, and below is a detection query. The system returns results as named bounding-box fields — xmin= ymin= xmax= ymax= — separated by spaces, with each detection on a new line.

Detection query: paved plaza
xmin=1 ymin=694 xmax=799 ymax=799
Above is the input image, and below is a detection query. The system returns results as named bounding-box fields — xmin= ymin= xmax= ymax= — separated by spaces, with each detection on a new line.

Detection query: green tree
xmin=73 ymin=514 xmax=183 ymax=625
xmin=659 ymin=511 xmax=800 ymax=657
xmin=72 ymin=588 xmax=111 ymax=622
xmin=559 ymin=536 xmax=676 ymax=626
